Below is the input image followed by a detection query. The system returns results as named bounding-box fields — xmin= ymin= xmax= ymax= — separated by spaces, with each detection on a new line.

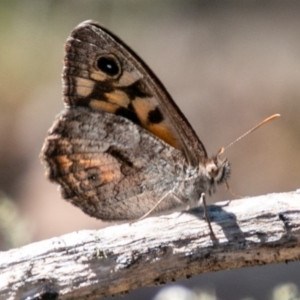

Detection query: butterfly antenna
xmin=223 ymin=114 xmax=280 ymax=151
xmin=217 ymin=114 xmax=280 ymax=200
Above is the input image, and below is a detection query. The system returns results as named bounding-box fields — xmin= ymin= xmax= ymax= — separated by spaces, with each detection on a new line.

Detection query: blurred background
xmin=0 ymin=1 xmax=300 ymax=299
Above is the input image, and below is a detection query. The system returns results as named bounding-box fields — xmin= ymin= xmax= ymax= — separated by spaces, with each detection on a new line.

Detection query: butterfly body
xmin=41 ymin=21 xmax=230 ymax=221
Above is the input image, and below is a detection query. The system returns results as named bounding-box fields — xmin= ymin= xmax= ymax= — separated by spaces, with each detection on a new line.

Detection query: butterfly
xmin=41 ymin=20 xmax=230 ymax=222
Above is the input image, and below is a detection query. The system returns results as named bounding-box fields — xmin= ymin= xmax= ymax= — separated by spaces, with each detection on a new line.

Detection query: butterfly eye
xmin=96 ymin=55 xmax=121 ymax=77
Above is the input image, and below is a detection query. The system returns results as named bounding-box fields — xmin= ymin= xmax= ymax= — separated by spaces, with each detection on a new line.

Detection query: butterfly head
xmin=200 ymin=151 xmax=230 ymax=195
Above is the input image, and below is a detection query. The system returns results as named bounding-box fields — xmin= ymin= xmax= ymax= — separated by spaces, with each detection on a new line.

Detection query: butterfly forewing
xmin=63 ymin=21 xmax=207 ymax=166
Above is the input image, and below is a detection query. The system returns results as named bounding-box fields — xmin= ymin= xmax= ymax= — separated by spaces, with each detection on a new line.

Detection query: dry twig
xmin=1 ymin=190 xmax=300 ymax=300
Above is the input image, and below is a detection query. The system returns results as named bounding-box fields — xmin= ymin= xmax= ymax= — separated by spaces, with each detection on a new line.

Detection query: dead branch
xmin=1 ymin=190 xmax=300 ymax=300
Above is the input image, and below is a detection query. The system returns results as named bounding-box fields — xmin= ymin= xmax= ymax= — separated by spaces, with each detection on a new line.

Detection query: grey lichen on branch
xmin=1 ymin=190 xmax=300 ymax=300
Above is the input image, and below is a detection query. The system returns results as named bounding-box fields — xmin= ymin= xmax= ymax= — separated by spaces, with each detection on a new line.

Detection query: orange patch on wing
xmin=131 ymin=97 xmax=157 ymax=124
xmin=118 ymin=70 xmax=140 ymax=86
xmin=79 ymin=155 xmax=122 ymax=184
xmin=105 ymin=90 xmax=130 ymax=107
xmin=75 ymin=77 xmax=95 ymax=97
xmin=148 ymin=123 xmax=180 ymax=150
xmin=89 ymin=99 xmax=119 ymax=113
xmin=99 ymin=168 xmax=121 ymax=184
xmin=56 ymin=156 xmax=72 ymax=168
xmin=90 ymin=71 xmax=107 ymax=82
xmin=132 ymin=97 xmax=180 ymax=150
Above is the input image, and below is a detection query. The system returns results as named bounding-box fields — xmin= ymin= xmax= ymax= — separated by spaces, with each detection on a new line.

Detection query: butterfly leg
xmin=199 ymin=193 xmax=217 ymax=241
xmin=223 ymin=180 xmax=240 ymax=203
xmin=133 ymin=191 xmax=175 ymax=222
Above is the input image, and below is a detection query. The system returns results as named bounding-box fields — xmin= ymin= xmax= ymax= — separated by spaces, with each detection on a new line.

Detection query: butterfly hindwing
xmin=42 ymin=107 xmax=190 ymax=220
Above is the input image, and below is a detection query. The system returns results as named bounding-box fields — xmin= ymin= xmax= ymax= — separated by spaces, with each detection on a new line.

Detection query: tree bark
xmin=1 ymin=190 xmax=300 ymax=300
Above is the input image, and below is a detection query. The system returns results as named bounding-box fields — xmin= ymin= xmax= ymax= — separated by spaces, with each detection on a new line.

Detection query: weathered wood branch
xmin=1 ymin=190 xmax=300 ymax=300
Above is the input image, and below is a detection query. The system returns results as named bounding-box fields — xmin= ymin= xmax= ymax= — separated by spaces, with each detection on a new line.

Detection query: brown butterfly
xmin=41 ymin=20 xmax=230 ymax=223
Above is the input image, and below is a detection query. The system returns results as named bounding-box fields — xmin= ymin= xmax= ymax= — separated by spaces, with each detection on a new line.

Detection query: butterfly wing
xmin=63 ymin=20 xmax=207 ymax=166
xmin=42 ymin=107 xmax=192 ymax=220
